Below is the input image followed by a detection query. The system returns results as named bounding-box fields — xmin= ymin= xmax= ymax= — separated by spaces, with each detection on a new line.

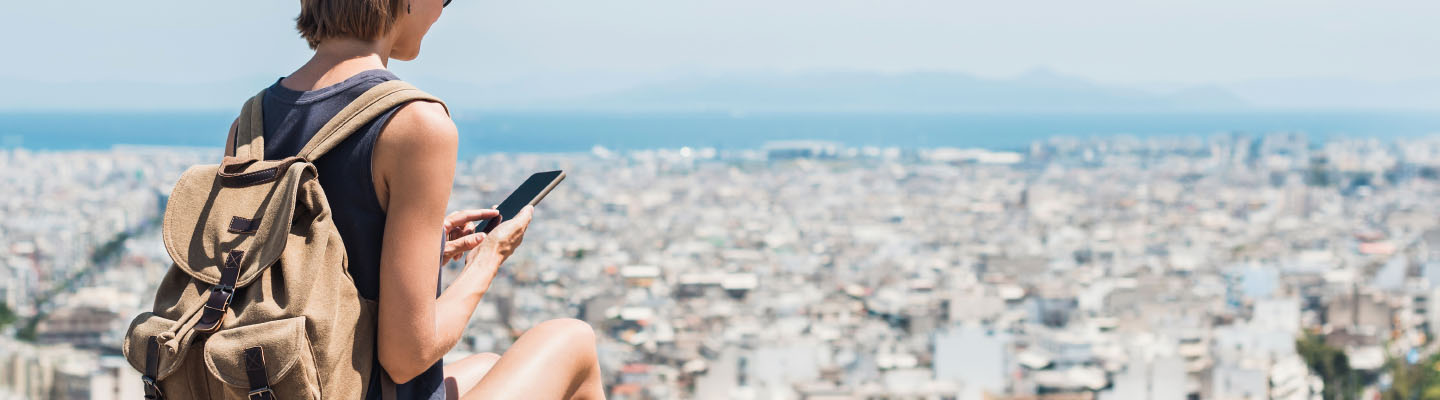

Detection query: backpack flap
xmin=127 ymin=156 xmax=317 ymax=381
xmin=162 ymin=156 xmax=314 ymax=290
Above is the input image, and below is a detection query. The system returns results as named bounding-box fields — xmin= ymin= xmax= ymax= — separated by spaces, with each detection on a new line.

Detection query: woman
xmin=221 ymin=0 xmax=606 ymax=399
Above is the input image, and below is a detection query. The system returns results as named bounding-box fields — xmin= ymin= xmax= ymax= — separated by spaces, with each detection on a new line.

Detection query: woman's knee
xmin=469 ymin=352 xmax=501 ymax=366
xmin=448 ymin=352 xmax=501 ymax=379
xmin=531 ymin=318 xmax=598 ymax=355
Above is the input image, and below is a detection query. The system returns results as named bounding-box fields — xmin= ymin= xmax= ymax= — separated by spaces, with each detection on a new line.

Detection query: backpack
xmin=122 ymin=80 xmax=442 ymax=400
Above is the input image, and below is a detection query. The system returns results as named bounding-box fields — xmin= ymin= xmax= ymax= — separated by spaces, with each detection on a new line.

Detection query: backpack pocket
xmin=126 ymin=312 xmax=222 ymax=398
xmin=203 ymin=317 xmax=322 ymax=400
xmin=123 ymin=312 xmax=176 ymax=370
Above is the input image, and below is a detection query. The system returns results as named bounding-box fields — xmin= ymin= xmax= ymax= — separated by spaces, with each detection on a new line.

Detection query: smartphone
xmin=474 ymin=170 xmax=566 ymax=233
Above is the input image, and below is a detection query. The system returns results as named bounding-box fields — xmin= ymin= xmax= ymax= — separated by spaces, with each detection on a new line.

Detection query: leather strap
xmin=218 ymin=166 xmax=284 ymax=187
xmin=295 ymin=80 xmax=445 ymax=162
xmin=217 ymin=157 xmax=304 ymax=188
xmin=381 ymin=372 xmax=398 ymax=400
xmin=195 ymin=250 xmax=244 ymax=332
xmin=143 ymin=336 xmax=165 ymax=399
xmin=244 ymin=347 xmax=276 ymax=400
xmin=444 ymin=377 xmax=460 ymax=400
xmin=229 ymin=216 xmax=261 ymax=234
xmin=235 ymin=89 xmax=267 ymax=160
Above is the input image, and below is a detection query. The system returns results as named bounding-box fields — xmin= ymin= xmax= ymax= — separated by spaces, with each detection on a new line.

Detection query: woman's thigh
xmin=463 ymin=318 xmax=602 ymax=400
xmin=445 ymin=352 xmax=501 ymax=397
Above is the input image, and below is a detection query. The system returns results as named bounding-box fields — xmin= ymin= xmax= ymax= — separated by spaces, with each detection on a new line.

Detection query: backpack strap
xmin=234 ymin=89 xmax=268 ymax=160
xmin=295 ymin=80 xmax=446 ymax=162
xmin=244 ymin=347 xmax=276 ymax=400
xmin=194 ymin=250 xmax=244 ymax=333
xmin=381 ymin=374 xmax=399 ymax=400
xmin=143 ymin=336 xmax=165 ymax=399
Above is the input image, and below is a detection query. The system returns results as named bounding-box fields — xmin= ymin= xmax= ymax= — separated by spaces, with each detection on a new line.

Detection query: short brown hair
xmin=295 ymin=0 xmax=407 ymax=49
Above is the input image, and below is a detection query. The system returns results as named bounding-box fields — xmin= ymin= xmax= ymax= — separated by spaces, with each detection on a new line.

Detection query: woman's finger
xmin=445 ymin=231 xmax=487 ymax=255
xmin=497 ymin=206 xmax=534 ymax=232
xmin=446 ymin=210 xmax=496 ymax=240
xmin=455 ymin=222 xmax=475 ymax=237
xmin=515 ymin=205 xmax=534 ymax=224
xmin=450 ymin=209 xmax=501 ymax=224
xmin=462 ymin=231 xmax=487 ymax=248
xmin=443 ymin=211 xmax=464 ymax=230
xmin=501 ymin=206 xmax=534 ymax=235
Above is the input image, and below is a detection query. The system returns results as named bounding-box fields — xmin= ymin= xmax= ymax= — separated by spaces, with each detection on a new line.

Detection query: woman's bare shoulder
xmin=373 ymin=99 xmax=459 ymax=190
xmin=380 ymin=100 xmax=457 ymax=150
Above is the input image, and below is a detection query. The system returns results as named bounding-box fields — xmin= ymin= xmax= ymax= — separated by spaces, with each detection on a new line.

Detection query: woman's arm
xmin=372 ymin=101 xmax=466 ymax=383
xmin=372 ymin=101 xmax=533 ymax=383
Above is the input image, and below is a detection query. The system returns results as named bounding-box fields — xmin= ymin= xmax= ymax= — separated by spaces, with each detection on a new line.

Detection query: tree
xmin=0 ymin=302 xmax=15 ymax=331
xmin=1297 ymin=334 xmax=1357 ymax=400
xmin=1382 ymin=353 xmax=1440 ymax=400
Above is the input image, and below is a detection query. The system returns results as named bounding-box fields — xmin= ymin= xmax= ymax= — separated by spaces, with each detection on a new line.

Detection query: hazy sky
xmin=5 ymin=0 xmax=1437 ymax=109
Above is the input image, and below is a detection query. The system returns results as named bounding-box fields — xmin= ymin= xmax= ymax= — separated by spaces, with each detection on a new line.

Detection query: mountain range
xmin=5 ymin=69 xmax=1439 ymax=112
xmin=505 ymin=69 xmax=1249 ymax=113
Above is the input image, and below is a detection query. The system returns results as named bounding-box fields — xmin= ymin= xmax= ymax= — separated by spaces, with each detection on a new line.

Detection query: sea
xmin=3 ymin=110 xmax=1440 ymax=156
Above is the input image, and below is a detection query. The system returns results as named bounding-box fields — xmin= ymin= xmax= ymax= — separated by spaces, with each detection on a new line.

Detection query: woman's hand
xmin=463 ymin=205 xmax=534 ymax=292
xmin=442 ymin=209 xmax=501 ymax=263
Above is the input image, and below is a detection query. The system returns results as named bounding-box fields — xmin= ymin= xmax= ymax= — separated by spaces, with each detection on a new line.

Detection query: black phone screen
xmin=477 ymin=170 xmax=565 ymax=233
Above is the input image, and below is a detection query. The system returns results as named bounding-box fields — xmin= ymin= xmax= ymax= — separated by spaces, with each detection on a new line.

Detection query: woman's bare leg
xmin=461 ymin=318 xmax=606 ymax=400
xmin=445 ymin=352 xmax=501 ymax=396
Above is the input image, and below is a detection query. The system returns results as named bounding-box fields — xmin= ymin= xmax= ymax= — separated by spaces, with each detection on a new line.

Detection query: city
xmin=5 ymin=132 xmax=1440 ymax=399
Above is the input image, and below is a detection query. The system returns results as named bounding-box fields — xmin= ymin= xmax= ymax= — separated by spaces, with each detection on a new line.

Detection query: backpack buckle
xmin=245 ymin=346 xmax=276 ymax=400
xmin=196 ymin=251 xmax=244 ymax=332
xmin=202 ymin=287 xmax=235 ymax=311
xmin=195 ymin=288 xmax=235 ymax=332
xmin=247 ymin=387 xmax=274 ymax=400
xmin=143 ymin=336 xmax=166 ymax=399
xmin=142 ymin=376 xmax=165 ymax=399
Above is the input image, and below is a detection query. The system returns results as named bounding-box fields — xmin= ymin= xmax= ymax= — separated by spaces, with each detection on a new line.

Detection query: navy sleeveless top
xmin=257 ymin=69 xmax=445 ymax=400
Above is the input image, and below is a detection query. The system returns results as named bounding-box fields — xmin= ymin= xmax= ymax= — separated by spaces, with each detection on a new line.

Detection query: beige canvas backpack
xmin=122 ymin=81 xmax=442 ymax=400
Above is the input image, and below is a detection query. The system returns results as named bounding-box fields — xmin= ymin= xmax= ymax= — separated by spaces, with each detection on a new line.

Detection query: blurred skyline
xmin=9 ymin=2 xmax=1440 ymax=399
xmin=4 ymin=0 xmax=1438 ymax=111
